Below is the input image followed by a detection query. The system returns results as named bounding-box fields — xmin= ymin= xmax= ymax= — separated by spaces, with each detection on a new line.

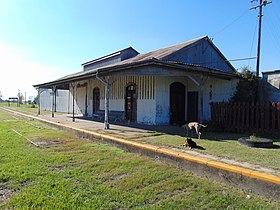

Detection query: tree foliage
xmin=230 ymin=66 xmax=258 ymax=102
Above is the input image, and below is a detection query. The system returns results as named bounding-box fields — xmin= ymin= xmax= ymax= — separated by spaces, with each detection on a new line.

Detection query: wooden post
xmin=85 ymin=83 xmax=88 ymax=117
xmin=54 ymin=88 xmax=57 ymax=113
xmin=51 ymin=87 xmax=55 ymax=118
xmin=96 ymin=74 xmax=110 ymax=130
xmin=276 ymin=102 xmax=280 ymax=132
xmin=251 ymin=102 xmax=255 ymax=132
xmin=37 ymin=88 xmax=41 ymax=115
xmin=255 ymin=102 xmax=260 ymax=131
xmin=246 ymin=102 xmax=250 ymax=130
xmin=104 ymin=81 xmax=110 ymax=129
xmin=71 ymin=83 xmax=75 ymax=122
xmin=271 ymin=102 xmax=276 ymax=132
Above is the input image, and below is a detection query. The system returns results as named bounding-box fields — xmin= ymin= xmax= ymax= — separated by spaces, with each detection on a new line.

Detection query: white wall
xmin=40 ymin=89 xmax=52 ymax=111
xmin=155 ymin=76 xmax=238 ymax=124
xmin=69 ymin=75 xmax=237 ymax=125
xmin=40 ymin=89 xmax=69 ymax=113
xmin=155 ymin=76 xmax=189 ymax=125
xmin=137 ymin=99 xmax=156 ymax=124
xmin=76 ymin=86 xmax=87 ymax=115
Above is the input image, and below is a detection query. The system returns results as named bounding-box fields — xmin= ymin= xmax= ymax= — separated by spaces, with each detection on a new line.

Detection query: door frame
xmin=125 ymin=83 xmax=137 ymax=122
xmin=92 ymin=87 xmax=100 ymax=115
xmin=169 ymin=82 xmax=186 ymax=125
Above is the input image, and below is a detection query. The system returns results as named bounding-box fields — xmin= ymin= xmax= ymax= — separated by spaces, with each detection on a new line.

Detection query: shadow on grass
xmin=68 ymin=116 xmax=280 ymax=143
xmin=195 ymin=145 xmax=206 ymax=150
xmin=272 ymin=145 xmax=280 ymax=149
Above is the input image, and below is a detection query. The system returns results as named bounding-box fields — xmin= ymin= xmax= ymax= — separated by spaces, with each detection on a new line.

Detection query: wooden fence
xmin=210 ymin=102 xmax=280 ymax=135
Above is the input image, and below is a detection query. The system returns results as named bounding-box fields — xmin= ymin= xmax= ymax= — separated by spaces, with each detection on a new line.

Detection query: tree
xmin=230 ymin=66 xmax=258 ymax=102
xmin=0 ymin=91 xmax=3 ymax=102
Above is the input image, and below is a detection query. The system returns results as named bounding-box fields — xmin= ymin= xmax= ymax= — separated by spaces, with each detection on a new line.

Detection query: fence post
xmin=245 ymin=102 xmax=250 ymax=130
xmin=241 ymin=102 xmax=245 ymax=132
xmin=271 ymin=102 xmax=276 ymax=132
xmin=276 ymin=102 xmax=280 ymax=132
xmin=237 ymin=102 xmax=241 ymax=132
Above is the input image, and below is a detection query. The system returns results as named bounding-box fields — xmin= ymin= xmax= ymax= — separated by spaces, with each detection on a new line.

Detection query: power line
xmin=228 ymin=57 xmax=257 ymax=62
xmin=212 ymin=10 xmax=249 ymax=38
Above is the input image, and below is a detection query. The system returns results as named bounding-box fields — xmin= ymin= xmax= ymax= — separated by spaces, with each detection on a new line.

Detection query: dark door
xmin=93 ymin=87 xmax=100 ymax=114
xmin=187 ymin=91 xmax=198 ymax=122
xmin=170 ymin=82 xmax=185 ymax=125
xmin=125 ymin=84 xmax=137 ymax=122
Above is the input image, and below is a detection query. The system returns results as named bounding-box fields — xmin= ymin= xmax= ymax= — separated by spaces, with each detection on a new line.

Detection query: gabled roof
xmin=119 ymin=36 xmax=206 ymax=64
xmin=34 ymin=58 xmax=238 ymax=89
xmin=117 ymin=36 xmax=235 ymax=72
xmin=33 ymin=36 xmax=238 ymax=89
xmin=81 ymin=47 xmax=139 ymax=67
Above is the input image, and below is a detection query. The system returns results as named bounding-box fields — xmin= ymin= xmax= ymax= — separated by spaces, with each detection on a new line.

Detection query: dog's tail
xmin=198 ymin=124 xmax=207 ymax=127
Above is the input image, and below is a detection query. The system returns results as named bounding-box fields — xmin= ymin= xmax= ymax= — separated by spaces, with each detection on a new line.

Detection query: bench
xmin=93 ymin=110 xmax=125 ymax=122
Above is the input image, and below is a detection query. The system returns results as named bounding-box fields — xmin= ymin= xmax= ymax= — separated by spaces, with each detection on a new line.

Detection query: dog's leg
xmin=195 ymin=126 xmax=200 ymax=139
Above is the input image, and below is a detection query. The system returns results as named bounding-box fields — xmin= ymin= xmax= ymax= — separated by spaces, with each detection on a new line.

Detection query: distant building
xmin=34 ymin=36 xmax=239 ymax=125
xmin=260 ymin=70 xmax=280 ymax=102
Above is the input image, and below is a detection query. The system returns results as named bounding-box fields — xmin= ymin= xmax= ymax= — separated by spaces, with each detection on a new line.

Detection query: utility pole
xmin=250 ymin=0 xmax=272 ymax=78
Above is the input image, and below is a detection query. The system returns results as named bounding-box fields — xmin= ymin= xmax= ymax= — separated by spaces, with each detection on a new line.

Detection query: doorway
xmin=125 ymin=84 xmax=137 ymax=122
xmin=92 ymin=87 xmax=100 ymax=114
xmin=170 ymin=82 xmax=185 ymax=125
xmin=187 ymin=91 xmax=198 ymax=122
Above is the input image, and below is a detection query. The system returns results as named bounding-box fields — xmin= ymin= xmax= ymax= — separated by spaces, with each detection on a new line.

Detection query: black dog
xmin=181 ymin=137 xmax=197 ymax=149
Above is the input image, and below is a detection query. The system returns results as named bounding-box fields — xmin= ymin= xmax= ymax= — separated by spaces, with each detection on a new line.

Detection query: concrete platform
xmin=2 ymin=108 xmax=280 ymax=200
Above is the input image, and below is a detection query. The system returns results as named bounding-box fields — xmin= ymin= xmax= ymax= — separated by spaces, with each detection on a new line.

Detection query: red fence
xmin=211 ymin=102 xmax=280 ymax=135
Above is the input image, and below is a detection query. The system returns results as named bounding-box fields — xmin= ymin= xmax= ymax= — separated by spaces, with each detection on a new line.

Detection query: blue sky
xmin=0 ymin=0 xmax=279 ymax=99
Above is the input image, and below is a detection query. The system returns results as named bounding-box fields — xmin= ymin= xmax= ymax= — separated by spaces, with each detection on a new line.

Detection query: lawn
xmin=137 ymin=132 xmax=280 ymax=172
xmin=0 ymin=110 xmax=279 ymax=209
xmin=0 ymin=102 xmax=59 ymax=116
xmin=1 ymin=103 xmax=280 ymax=173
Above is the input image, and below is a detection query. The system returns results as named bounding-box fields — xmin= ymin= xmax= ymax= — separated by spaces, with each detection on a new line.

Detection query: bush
xmin=230 ymin=66 xmax=258 ymax=102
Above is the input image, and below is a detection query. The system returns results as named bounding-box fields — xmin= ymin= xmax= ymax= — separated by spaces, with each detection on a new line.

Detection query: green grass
xmin=0 ymin=110 xmax=279 ymax=209
xmin=0 ymin=102 xmax=62 ymax=116
xmin=139 ymin=133 xmax=280 ymax=171
xmin=2 ymin=103 xmax=280 ymax=172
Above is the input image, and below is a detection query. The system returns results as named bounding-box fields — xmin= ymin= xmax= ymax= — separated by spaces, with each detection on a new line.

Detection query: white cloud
xmin=0 ymin=43 xmax=69 ymax=100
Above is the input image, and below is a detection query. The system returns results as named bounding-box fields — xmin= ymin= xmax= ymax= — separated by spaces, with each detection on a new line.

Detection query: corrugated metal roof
xmin=119 ymin=36 xmax=207 ymax=64
xmin=33 ymin=36 xmax=238 ymax=88
xmin=34 ymin=58 xmax=238 ymax=89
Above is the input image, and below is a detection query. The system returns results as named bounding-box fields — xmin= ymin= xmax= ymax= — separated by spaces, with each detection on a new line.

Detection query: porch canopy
xmin=33 ymin=58 xmax=238 ymax=90
xmin=33 ymin=36 xmax=239 ymax=129
xmin=33 ymin=59 xmax=238 ymax=127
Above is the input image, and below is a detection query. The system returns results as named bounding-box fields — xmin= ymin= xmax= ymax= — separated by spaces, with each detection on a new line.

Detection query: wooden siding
xmin=107 ymin=76 xmax=155 ymax=100
xmin=162 ymin=39 xmax=234 ymax=73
